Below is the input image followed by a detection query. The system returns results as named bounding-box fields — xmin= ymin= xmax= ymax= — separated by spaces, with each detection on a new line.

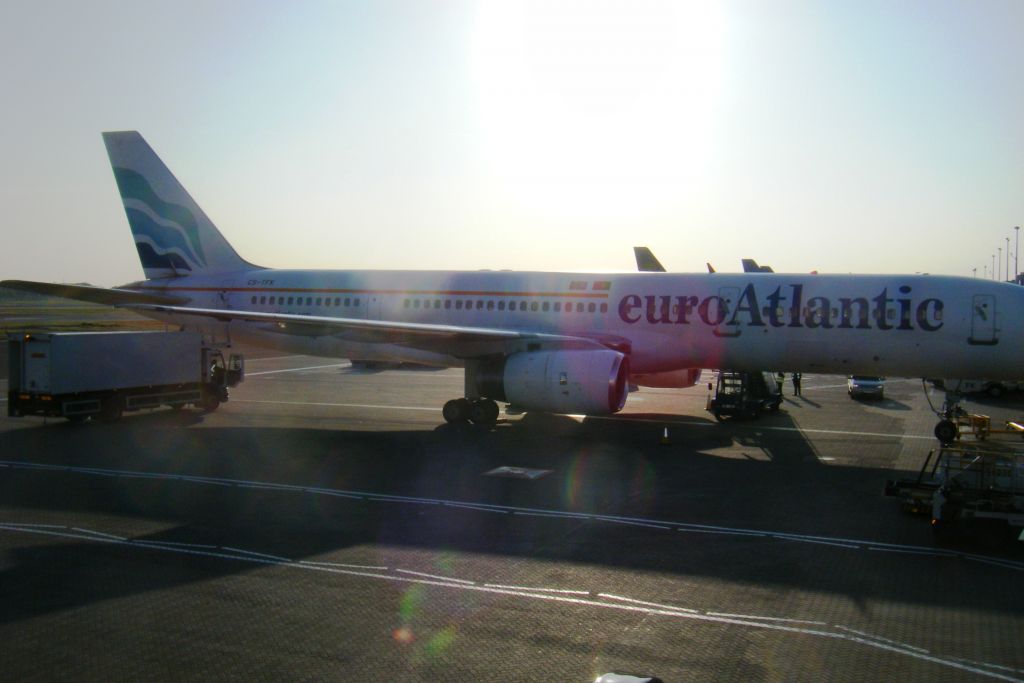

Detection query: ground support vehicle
xmin=884 ymin=443 xmax=1024 ymax=541
xmin=707 ymin=371 xmax=782 ymax=421
xmin=7 ymin=331 xmax=243 ymax=422
xmin=847 ymin=375 xmax=885 ymax=400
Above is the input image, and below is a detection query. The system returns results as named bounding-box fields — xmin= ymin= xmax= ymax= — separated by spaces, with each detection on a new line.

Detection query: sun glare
xmin=473 ymin=0 xmax=725 ymax=221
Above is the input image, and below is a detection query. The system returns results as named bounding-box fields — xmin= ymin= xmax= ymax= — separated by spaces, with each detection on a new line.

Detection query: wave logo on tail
xmin=112 ymin=166 xmax=207 ymax=273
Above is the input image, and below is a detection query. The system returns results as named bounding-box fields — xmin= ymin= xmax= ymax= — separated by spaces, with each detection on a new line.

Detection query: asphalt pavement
xmin=2 ymin=350 xmax=1023 ymax=682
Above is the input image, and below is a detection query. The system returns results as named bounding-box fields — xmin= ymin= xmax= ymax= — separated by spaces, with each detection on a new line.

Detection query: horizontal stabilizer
xmin=0 ymin=280 xmax=190 ymax=306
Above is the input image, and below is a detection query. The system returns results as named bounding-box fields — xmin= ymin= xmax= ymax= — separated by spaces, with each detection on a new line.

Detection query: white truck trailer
xmin=6 ymin=331 xmax=243 ymax=422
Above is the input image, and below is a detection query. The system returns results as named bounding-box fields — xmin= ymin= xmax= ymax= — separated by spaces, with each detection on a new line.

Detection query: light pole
xmin=998 ymin=248 xmax=1002 ymax=281
xmin=1006 ymin=237 xmax=1010 ymax=281
xmin=1016 ymin=226 xmax=1020 ymax=283
xmin=993 ymin=254 xmax=997 ymax=280
xmin=973 ymin=267 xmax=977 ymax=278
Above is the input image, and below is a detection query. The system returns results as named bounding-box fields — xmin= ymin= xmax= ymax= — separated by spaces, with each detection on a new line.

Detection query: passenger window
xmin=444 ymin=300 xmax=452 ymax=309
xmin=553 ymin=302 xmax=561 ymax=312
xmin=354 ymin=299 xmax=360 ymax=306
xmin=260 ymin=296 xmax=266 ymax=305
xmin=345 ymin=298 xmax=351 ymax=306
xmin=520 ymin=301 xmax=527 ymax=311
xmin=498 ymin=301 xmax=505 ymax=311
xmin=577 ymin=303 xmax=584 ymax=312
xmin=476 ymin=301 xmax=484 ymax=310
xmin=588 ymin=303 xmax=596 ymax=313
xmin=414 ymin=299 xmax=421 ymax=308
xmin=485 ymin=300 xmax=493 ymax=310
xmin=456 ymin=300 xmax=463 ymax=310
xmin=542 ymin=302 xmax=550 ymax=312
xmin=306 ymin=297 xmax=313 ymax=306
xmin=434 ymin=300 xmax=441 ymax=309
xmin=316 ymin=297 xmax=322 ymax=306
xmin=251 ymin=296 xmax=257 ymax=304
xmin=600 ymin=303 xmax=608 ymax=313
xmin=530 ymin=301 xmax=538 ymax=311
xmin=288 ymin=297 xmax=294 ymax=305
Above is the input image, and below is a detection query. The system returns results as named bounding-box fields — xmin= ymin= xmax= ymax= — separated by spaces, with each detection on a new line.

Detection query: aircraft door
xmin=969 ymin=294 xmax=998 ymax=345
xmin=367 ymin=295 xmax=382 ymax=321
xmin=217 ymin=279 xmax=237 ymax=309
xmin=713 ymin=286 xmax=741 ymax=338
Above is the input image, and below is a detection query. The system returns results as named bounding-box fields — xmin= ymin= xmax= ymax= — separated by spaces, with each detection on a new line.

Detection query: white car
xmin=848 ymin=375 xmax=885 ymax=399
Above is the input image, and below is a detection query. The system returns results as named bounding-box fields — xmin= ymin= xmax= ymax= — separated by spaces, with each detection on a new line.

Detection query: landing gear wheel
xmin=442 ymin=398 xmax=471 ymax=423
xmin=469 ymin=398 xmax=499 ymax=427
xmin=934 ymin=419 xmax=957 ymax=445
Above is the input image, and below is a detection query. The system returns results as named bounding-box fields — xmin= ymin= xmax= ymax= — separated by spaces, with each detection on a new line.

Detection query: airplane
xmin=4 ymin=131 xmax=1023 ymax=434
xmin=633 ymin=247 xmax=773 ymax=275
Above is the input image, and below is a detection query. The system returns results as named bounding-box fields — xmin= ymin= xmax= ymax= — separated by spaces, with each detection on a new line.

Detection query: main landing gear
xmin=443 ymin=360 xmax=501 ymax=427
xmin=442 ymin=397 xmax=500 ymax=427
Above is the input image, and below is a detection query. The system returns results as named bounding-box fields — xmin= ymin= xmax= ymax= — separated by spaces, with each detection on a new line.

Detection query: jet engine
xmin=476 ymin=349 xmax=629 ymax=415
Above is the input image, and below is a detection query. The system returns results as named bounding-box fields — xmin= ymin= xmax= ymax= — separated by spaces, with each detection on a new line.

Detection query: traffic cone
xmin=660 ymin=427 xmax=670 ymax=445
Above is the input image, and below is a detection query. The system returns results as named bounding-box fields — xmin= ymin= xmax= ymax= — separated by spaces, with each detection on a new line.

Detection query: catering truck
xmin=7 ymin=331 xmax=243 ymax=422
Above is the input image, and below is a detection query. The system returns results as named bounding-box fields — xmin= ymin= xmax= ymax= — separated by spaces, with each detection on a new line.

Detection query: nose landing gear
xmin=926 ymin=379 xmax=965 ymax=446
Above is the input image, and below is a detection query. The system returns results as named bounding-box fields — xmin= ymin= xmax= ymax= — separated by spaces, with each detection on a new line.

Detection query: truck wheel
xmin=201 ymin=395 xmax=221 ymax=413
xmin=97 ymin=398 xmax=123 ymax=423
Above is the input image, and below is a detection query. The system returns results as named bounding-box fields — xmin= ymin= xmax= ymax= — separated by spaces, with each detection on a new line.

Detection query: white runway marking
xmin=598 ymin=593 xmax=699 ymax=613
xmin=231 ymin=397 xmax=936 ymax=440
xmin=246 ymin=363 xmax=350 ymax=377
xmin=486 ymin=583 xmax=590 ymax=595
xmin=707 ymin=611 xmax=827 ymax=625
xmin=71 ymin=527 xmax=126 ymax=541
xmin=221 ymin=546 xmax=291 ymax=562
xmin=396 ymin=568 xmax=476 ymax=584
xmin=299 ymin=559 xmax=388 ymax=571
xmin=133 ymin=539 xmax=217 ymax=550
xmin=1 ymin=520 xmax=1019 ymax=682
xmin=235 ymin=399 xmax=436 ymax=412
xmin=2 ymin=459 xmax=1021 ymax=573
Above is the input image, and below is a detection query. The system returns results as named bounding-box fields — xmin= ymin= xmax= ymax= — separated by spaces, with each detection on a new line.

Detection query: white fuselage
xmin=129 ymin=269 xmax=1024 ymax=380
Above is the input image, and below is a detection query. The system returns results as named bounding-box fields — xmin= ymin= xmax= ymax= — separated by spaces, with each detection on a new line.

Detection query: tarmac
xmin=2 ymin=345 xmax=1023 ymax=682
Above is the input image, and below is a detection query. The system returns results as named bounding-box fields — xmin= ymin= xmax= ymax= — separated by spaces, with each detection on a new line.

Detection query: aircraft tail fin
xmin=633 ymin=246 xmax=667 ymax=272
xmin=102 ymin=131 xmax=258 ymax=279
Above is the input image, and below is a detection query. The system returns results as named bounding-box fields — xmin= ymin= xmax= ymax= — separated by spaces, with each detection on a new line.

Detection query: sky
xmin=2 ymin=0 xmax=1023 ymax=287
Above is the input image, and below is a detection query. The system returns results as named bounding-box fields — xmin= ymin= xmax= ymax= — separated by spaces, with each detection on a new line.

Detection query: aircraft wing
xmin=0 ymin=279 xmax=190 ymax=306
xmin=123 ymin=303 xmax=617 ymax=358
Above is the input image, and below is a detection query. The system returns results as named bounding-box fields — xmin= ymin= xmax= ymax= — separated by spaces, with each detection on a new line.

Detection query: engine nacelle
xmin=631 ymin=368 xmax=702 ymax=389
xmin=476 ymin=350 xmax=629 ymax=415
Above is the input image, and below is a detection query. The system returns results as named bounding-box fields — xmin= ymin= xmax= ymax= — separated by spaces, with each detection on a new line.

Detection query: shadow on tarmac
xmin=1 ymin=407 xmax=1022 ymax=627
